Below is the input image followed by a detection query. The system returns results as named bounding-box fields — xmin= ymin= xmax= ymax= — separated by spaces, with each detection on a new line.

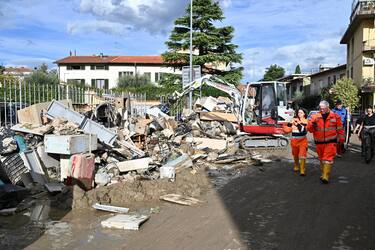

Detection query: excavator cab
xmin=241 ymin=81 xmax=293 ymax=133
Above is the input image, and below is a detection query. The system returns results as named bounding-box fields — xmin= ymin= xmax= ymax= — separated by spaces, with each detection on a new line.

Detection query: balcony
xmin=363 ymin=39 xmax=375 ymax=51
xmin=351 ymin=0 xmax=375 ymax=22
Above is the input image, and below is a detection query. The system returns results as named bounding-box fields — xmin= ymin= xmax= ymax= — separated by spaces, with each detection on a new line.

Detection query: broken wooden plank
xmin=118 ymin=140 xmax=146 ymax=157
xmin=92 ymin=203 xmax=129 ymax=214
xmin=160 ymin=194 xmax=203 ymax=206
xmin=186 ymin=137 xmax=227 ymax=151
xmin=101 ymin=214 xmax=149 ymax=230
xmin=11 ymin=124 xmax=53 ymax=136
xmin=199 ymin=111 xmax=237 ymax=122
xmin=116 ymin=157 xmax=152 ymax=173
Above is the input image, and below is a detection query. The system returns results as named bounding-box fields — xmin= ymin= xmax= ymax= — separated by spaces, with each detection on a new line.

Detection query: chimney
xmin=69 ymin=51 xmax=72 ymax=56
xmin=99 ymin=53 xmax=103 ymax=58
xmin=74 ymin=50 xmax=76 ymax=56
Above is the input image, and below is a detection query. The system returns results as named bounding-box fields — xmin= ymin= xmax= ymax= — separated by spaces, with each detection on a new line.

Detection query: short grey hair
xmin=319 ymin=100 xmax=330 ymax=107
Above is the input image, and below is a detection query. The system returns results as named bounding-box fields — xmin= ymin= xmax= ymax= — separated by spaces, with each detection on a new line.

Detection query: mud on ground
xmin=71 ymin=167 xmax=211 ymax=210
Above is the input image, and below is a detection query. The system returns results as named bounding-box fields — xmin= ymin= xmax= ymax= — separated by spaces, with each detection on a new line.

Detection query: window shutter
xmin=91 ymin=65 xmax=95 ymax=70
xmin=82 ymin=66 xmax=85 ymax=70
xmin=104 ymin=79 xmax=109 ymax=89
xmin=91 ymin=79 xmax=95 ymax=88
xmin=105 ymin=65 xmax=109 ymax=70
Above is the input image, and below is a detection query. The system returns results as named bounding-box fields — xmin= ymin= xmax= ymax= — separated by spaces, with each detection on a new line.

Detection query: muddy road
xmin=3 ymin=139 xmax=375 ymax=249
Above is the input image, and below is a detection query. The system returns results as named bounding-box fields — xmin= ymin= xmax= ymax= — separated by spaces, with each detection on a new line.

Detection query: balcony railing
xmin=362 ymin=39 xmax=375 ymax=51
xmin=351 ymin=0 xmax=375 ymax=22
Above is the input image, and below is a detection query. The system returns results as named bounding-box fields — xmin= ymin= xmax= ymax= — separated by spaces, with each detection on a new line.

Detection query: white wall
xmin=59 ymin=64 xmax=181 ymax=89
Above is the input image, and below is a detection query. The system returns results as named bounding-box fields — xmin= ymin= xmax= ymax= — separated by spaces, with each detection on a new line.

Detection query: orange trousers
xmin=291 ymin=137 xmax=308 ymax=159
xmin=316 ymin=143 xmax=337 ymax=164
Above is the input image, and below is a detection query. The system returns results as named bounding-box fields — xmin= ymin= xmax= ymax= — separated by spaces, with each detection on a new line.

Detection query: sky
xmin=0 ymin=0 xmax=353 ymax=82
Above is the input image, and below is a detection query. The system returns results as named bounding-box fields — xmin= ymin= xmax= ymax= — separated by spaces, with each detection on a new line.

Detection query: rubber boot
xmin=299 ymin=159 xmax=306 ymax=176
xmin=321 ymin=164 xmax=332 ymax=184
xmin=319 ymin=162 xmax=324 ymax=181
xmin=293 ymin=158 xmax=300 ymax=172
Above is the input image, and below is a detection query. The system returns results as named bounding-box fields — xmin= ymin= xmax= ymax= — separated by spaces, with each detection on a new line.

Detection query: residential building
xmin=309 ymin=64 xmax=347 ymax=96
xmin=341 ymin=0 xmax=375 ymax=108
xmin=55 ymin=54 xmax=180 ymax=89
xmin=3 ymin=67 xmax=32 ymax=78
xmin=278 ymin=74 xmax=311 ymax=101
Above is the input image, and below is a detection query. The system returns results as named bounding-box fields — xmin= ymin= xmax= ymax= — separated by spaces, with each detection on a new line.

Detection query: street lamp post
xmin=189 ymin=0 xmax=193 ymax=111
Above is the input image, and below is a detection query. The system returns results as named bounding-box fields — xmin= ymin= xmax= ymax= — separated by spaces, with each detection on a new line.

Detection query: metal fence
xmin=0 ymin=78 xmax=148 ymax=127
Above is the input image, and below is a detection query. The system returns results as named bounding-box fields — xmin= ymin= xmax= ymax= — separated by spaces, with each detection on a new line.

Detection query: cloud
xmin=242 ymin=37 xmax=346 ymax=81
xmin=69 ymin=0 xmax=189 ymax=35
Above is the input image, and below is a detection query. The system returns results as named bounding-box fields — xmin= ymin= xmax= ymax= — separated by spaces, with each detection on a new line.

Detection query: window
xmin=328 ymin=76 xmax=331 ymax=84
xmin=333 ymin=75 xmax=337 ymax=84
xmin=90 ymin=65 xmax=109 ymax=70
xmin=351 ymin=37 xmax=354 ymax=58
xmin=67 ymin=65 xmax=85 ymax=70
xmin=350 ymin=67 xmax=354 ymax=79
xmin=119 ymin=71 xmax=134 ymax=77
xmin=91 ymin=79 xmax=109 ymax=89
xmin=155 ymin=72 xmax=160 ymax=82
xmin=144 ymin=72 xmax=151 ymax=81
xmin=67 ymin=79 xmax=85 ymax=85
xmin=299 ymin=85 xmax=303 ymax=92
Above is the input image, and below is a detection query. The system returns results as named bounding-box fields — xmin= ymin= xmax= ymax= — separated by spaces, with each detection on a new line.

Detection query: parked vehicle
xmin=307 ymin=110 xmax=319 ymax=120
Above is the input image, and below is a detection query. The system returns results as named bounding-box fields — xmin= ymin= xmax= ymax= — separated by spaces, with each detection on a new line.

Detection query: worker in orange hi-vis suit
xmin=307 ymin=100 xmax=345 ymax=184
xmin=283 ymin=109 xmax=308 ymax=176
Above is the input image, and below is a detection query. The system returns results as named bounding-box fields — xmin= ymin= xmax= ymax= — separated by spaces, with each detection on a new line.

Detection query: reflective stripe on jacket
xmin=307 ymin=111 xmax=345 ymax=144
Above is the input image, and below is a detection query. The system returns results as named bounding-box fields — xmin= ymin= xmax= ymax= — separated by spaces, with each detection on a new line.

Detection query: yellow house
xmin=341 ymin=0 xmax=375 ymax=108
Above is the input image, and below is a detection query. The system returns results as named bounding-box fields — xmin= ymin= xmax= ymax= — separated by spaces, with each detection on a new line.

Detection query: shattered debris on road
xmin=0 ymin=95 xmax=271 ymax=237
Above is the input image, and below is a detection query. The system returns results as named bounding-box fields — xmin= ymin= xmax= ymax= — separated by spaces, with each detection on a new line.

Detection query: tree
xmin=331 ymin=77 xmax=360 ymax=111
xmin=24 ymin=65 xmax=58 ymax=85
xmin=163 ymin=0 xmax=243 ymax=85
xmin=295 ymin=65 xmax=301 ymax=74
xmin=117 ymin=74 xmax=152 ymax=88
xmin=263 ymin=64 xmax=285 ymax=81
xmin=0 ymin=65 xmax=5 ymax=74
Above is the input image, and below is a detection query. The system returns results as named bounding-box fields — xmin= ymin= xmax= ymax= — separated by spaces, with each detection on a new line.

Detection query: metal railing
xmin=351 ymin=0 xmax=375 ymax=21
xmin=0 ymin=78 xmax=148 ymax=127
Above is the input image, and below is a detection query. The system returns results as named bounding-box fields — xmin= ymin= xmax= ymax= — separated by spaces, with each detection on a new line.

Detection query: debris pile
xmin=0 ymin=97 xmax=266 ymax=216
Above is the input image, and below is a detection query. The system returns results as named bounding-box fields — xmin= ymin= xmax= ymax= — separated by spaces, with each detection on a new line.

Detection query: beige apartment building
xmin=309 ymin=65 xmax=347 ymax=96
xmin=341 ymin=0 xmax=375 ymax=108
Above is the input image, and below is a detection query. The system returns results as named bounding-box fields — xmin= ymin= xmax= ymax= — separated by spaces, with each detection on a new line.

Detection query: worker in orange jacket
xmin=283 ymin=109 xmax=308 ymax=176
xmin=307 ymin=101 xmax=345 ymax=184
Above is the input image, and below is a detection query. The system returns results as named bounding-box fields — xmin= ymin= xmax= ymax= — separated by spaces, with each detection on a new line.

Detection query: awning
xmin=362 ymin=84 xmax=375 ymax=93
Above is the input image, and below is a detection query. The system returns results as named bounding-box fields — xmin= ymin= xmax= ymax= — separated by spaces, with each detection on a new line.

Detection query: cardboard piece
xmin=199 ymin=112 xmax=237 ymax=122
xmin=101 ymin=214 xmax=149 ymax=230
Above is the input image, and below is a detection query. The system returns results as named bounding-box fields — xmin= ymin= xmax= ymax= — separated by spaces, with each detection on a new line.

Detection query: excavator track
xmin=235 ymin=135 xmax=289 ymax=151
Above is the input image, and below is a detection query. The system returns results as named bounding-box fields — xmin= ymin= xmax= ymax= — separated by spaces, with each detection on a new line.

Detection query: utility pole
xmin=189 ymin=0 xmax=193 ymax=111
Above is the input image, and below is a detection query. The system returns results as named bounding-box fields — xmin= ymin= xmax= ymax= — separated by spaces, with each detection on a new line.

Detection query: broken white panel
xmin=60 ymin=156 xmax=71 ymax=182
xmin=92 ymin=203 xmax=129 ymax=214
xmin=160 ymin=194 xmax=203 ymax=206
xmin=44 ymin=134 xmax=98 ymax=155
xmin=46 ymin=100 xmax=86 ymax=126
xmin=201 ymin=96 xmax=218 ymax=111
xmin=81 ymin=119 xmax=117 ymax=147
xmin=101 ymin=214 xmax=149 ymax=230
xmin=116 ymin=157 xmax=152 ymax=173
xmin=20 ymin=150 xmax=48 ymax=185
xmin=159 ymin=166 xmax=175 ymax=180
xmin=161 ymin=154 xmax=193 ymax=172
